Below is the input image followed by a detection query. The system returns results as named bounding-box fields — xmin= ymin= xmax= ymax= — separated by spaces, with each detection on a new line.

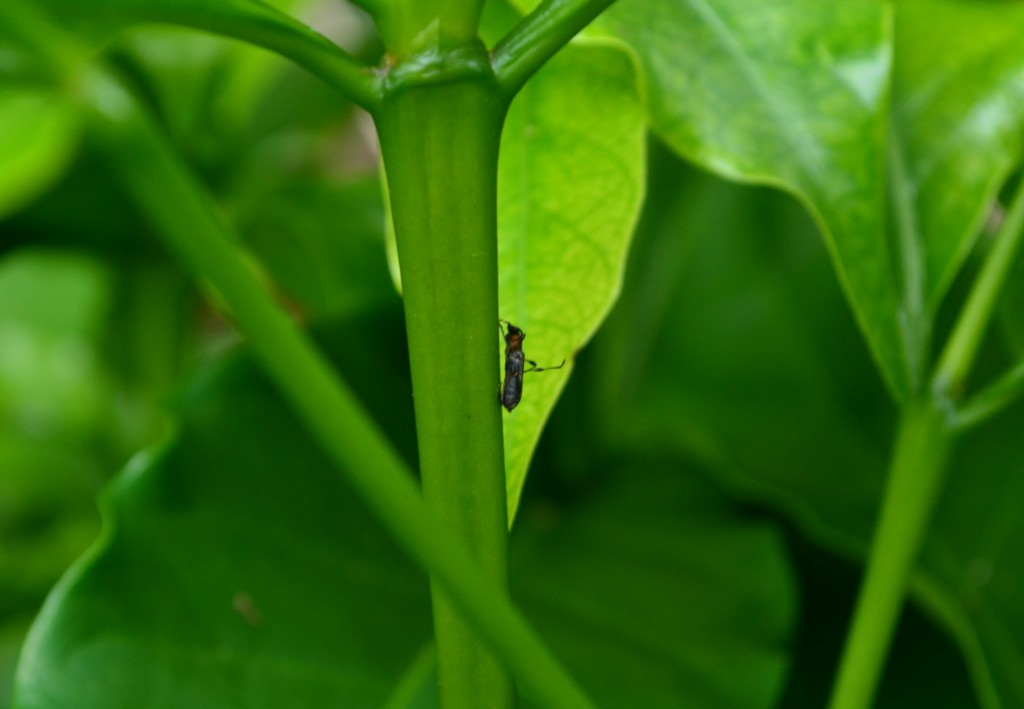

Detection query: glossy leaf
xmin=498 ymin=40 xmax=645 ymax=521
xmin=892 ymin=0 xmax=1024 ymax=310
xmin=0 ymin=88 xmax=79 ymax=220
xmin=595 ymin=0 xmax=905 ymax=397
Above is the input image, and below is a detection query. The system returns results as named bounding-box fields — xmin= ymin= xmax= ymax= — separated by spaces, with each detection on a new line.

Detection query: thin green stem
xmin=47 ymin=0 xmax=381 ymax=110
xmin=383 ymin=644 xmax=437 ymax=709
xmin=491 ymin=0 xmax=619 ymax=96
xmin=80 ymin=66 xmax=591 ymax=709
xmin=828 ymin=400 xmax=951 ymax=709
xmin=830 ymin=145 xmax=1024 ymax=709
xmin=954 ymin=357 xmax=1024 ymax=430
xmin=375 ymin=63 xmax=515 ymax=707
xmin=933 ymin=175 xmax=1024 ymax=399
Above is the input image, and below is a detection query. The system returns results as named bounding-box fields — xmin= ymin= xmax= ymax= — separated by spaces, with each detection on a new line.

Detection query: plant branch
xmin=954 ymin=357 xmax=1024 ymax=430
xmin=79 ymin=66 xmax=591 ymax=709
xmin=491 ymin=0 xmax=618 ymax=96
xmin=933 ymin=175 xmax=1024 ymax=400
xmin=375 ymin=72 xmax=515 ymax=707
xmin=828 ymin=400 xmax=951 ymax=709
xmin=44 ymin=0 xmax=381 ymax=110
xmin=381 ymin=0 xmax=486 ymax=55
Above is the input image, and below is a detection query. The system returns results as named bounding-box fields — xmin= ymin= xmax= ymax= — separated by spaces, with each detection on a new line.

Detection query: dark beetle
xmin=499 ymin=320 xmax=565 ymax=412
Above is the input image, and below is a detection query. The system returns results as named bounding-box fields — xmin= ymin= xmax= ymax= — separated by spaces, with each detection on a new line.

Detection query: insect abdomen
xmin=501 ymin=350 xmax=525 ymax=411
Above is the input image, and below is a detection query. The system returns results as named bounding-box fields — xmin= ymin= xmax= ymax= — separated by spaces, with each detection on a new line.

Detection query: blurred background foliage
xmin=2 ymin=0 xmax=1024 ymax=707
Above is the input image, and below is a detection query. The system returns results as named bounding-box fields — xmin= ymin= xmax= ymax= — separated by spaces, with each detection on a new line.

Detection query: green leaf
xmin=498 ymin=40 xmax=645 ymax=522
xmin=0 ymin=250 xmax=114 ymax=443
xmin=595 ymin=158 xmax=890 ymax=552
xmin=0 ymin=250 xmax=119 ymax=704
xmin=597 ymin=0 xmax=905 ymax=398
xmin=15 ymin=310 xmax=794 ymax=708
xmin=0 ymin=88 xmax=79 ymax=220
xmin=926 ymin=404 xmax=1024 ymax=708
xmin=892 ymin=0 xmax=1024 ymax=310
xmin=601 ymin=154 xmax=1021 ymax=708
xmin=13 ymin=322 xmax=431 ymax=709
xmin=236 ymin=179 xmax=397 ymax=320
xmin=513 ymin=465 xmax=797 ymax=708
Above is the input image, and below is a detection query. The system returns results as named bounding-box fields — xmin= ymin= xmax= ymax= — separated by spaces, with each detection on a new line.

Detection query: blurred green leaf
xmin=15 ymin=310 xmax=797 ymax=708
xmin=497 ymin=40 xmax=645 ymax=522
xmin=236 ymin=178 xmax=397 ymax=320
xmin=595 ymin=0 xmax=904 ymax=398
xmin=111 ymin=26 xmax=275 ymax=165
xmin=13 ymin=325 xmax=431 ymax=709
xmin=0 ymin=88 xmax=79 ymax=220
xmin=513 ymin=465 xmax=796 ymax=709
xmin=0 ymin=250 xmax=113 ymax=445
xmin=778 ymin=538 xmax=979 ymax=708
xmin=892 ymin=0 xmax=1024 ymax=310
xmin=108 ymin=20 xmax=361 ymax=175
xmin=921 ymin=403 xmax=1024 ymax=708
xmin=595 ymin=157 xmax=891 ymax=549
xmin=0 ymin=250 xmax=121 ymax=706
xmin=1 ymin=619 xmax=32 ymax=709
xmin=598 ymin=152 xmax=1024 ymax=708
xmin=0 ymin=250 xmax=114 ymax=605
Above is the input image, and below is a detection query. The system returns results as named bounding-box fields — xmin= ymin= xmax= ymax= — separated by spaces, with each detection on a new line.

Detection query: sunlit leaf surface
xmin=597 ymin=0 xmax=904 ymax=397
xmin=498 ymin=40 xmax=645 ymax=521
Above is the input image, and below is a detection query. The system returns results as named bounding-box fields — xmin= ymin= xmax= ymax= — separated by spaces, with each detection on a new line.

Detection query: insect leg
xmin=524 ymin=359 xmax=566 ymax=373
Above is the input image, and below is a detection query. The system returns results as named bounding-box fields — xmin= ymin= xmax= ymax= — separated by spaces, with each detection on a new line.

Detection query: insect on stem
xmin=498 ymin=320 xmax=565 ymax=412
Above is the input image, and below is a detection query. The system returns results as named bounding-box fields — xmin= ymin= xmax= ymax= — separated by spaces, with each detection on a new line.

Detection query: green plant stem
xmin=831 ymin=142 xmax=1024 ymax=709
xmin=383 ymin=644 xmax=437 ymax=709
xmin=80 ymin=66 xmax=591 ymax=709
xmin=491 ymin=0 xmax=619 ymax=96
xmin=374 ymin=68 xmax=515 ymax=708
xmin=382 ymin=0 xmax=485 ymax=56
xmin=954 ymin=357 xmax=1024 ymax=430
xmin=38 ymin=0 xmax=381 ymax=109
xmin=828 ymin=400 xmax=951 ymax=709
xmin=933 ymin=175 xmax=1024 ymax=399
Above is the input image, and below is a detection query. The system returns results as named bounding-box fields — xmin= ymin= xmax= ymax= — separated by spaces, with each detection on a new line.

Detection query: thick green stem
xmin=375 ymin=67 xmax=515 ymax=708
xmin=80 ymin=65 xmax=590 ymax=709
xmin=381 ymin=0 xmax=485 ymax=56
xmin=828 ymin=400 xmax=951 ymax=709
